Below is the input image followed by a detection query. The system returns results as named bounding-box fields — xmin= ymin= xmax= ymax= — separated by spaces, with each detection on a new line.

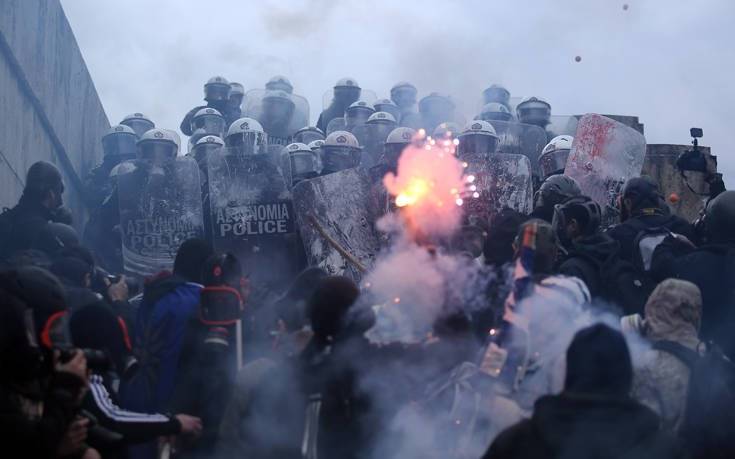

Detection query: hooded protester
xmin=0 ymin=161 xmax=66 ymax=261
xmin=120 ymin=238 xmax=213 ymax=414
xmin=484 ymin=323 xmax=685 ymax=459
xmin=631 ymin=279 xmax=702 ymax=432
xmin=651 ymin=190 xmax=735 ymax=360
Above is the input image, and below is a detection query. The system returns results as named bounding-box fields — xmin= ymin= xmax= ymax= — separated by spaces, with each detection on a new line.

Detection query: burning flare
xmin=383 ymin=134 xmax=470 ymax=239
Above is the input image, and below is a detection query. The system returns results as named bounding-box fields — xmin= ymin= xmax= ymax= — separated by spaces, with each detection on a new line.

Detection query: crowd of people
xmin=1 ymin=74 xmax=734 ymax=459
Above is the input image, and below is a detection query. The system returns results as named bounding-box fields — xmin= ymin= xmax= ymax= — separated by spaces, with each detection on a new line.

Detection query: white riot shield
xmin=118 ymin=158 xmax=205 ymax=277
xmin=207 ymin=149 xmax=302 ymax=303
xmin=292 ymin=168 xmax=381 ymax=283
xmin=463 ymin=154 xmax=533 ymax=228
xmin=486 ymin=120 xmax=548 ymax=177
xmin=243 ymin=89 xmax=310 ymax=136
xmin=565 ymin=114 xmax=647 ymax=218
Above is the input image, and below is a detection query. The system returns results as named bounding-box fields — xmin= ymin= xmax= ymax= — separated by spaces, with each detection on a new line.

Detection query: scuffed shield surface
xmin=292 ymin=168 xmax=381 ymax=282
xmin=486 ymin=120 xmax=547 ymax=176
xmin=207 ymin=149 xmax=301 ymax=301
xmin=118 ymin=157 xmax=205 ymax=277
xmin=565 ymin=114 xmax=646 ymax=217
xmin=463 ymin=154 xmax=533 ymax=227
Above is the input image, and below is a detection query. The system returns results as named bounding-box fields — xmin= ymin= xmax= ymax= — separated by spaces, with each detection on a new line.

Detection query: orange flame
xmin=383 ymin=134 xmax=469 ymax=238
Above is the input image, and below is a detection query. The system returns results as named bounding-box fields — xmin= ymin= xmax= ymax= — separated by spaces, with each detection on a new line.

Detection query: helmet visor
xmin=103 ymin=134 xmax=137 ymax=159
xmin=518 ymin=107 xmax=550 ymax=125
xmin=322 ymin=146 xmax=361 ymax=172
xmin=226 ymin=132 xmax=265 ymax=155
xmin=294 ymin=131 xmax=324 ymax=145
xmin=205 ymin=84 xmax=230 ymax=102
xmin=195 ymin=115 xmax=226 ymax=138
xmin=138 ymin=141 xmax=177 ymax=163
xmin=291 ymin=152 xmax=319 ymax=177
xmin=539 ymin=149 xmax=570 ymax=179
xmin=458 ymin=134 xmax=499 ymax=157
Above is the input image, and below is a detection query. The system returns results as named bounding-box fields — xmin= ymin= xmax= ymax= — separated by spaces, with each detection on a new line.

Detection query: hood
xmin=644 ymin=279 xmax=702 ymax=349
xmin=532 ymin=393 xmax=662 ymax=456
xmin=141 ymin=272 xmax=189 ymax=307
xmin=568 ymin=233 xmax=619 ymax=263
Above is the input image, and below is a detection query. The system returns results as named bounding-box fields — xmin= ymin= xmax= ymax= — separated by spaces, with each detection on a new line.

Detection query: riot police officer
xmin=419 ymin=92 xmax=456 ymax=135
xmin=539 ymin=135 xmax=574 ymax=179
xmin=320 ymin=131 xmax=362 ymax=176
xmin=228 ymin=82 xmax=245 ymax=122
xmin=362 ymin=112 xmax=398 ymax=168
xmin=345 ymin=100 xmax=375 ymax=131
xmin=482 ymin=84 xmax=511 ymax=109
xmin=120 ymin=113 xmax=155 ymax=139
xmin=224 ymin=117 xmax=267 ymax=156
xmin=280 ymin=142 xmax=321 ymax=189
xmin=457 ymin=120 xmax=499 ymax=160
xmin=294 ymin=126 xmax=325 ymax=145
xmin=381 ymin=127 xmax=416 ymax=173
xmin=85 ymin=124 xmax=138 ymax=207
xmin=317 ymin=78 xmax=362 ymax=133
xmin=259 ymin=90 xmax=296 ymax=143
xmin=188 ymin=108 xmax=226 ymax=152
xmin=516 ymin=96 xmax=552 ymax=130
xmin=373 ymin=99 xmax=401 ymax=122
xmin=266 ymin=75 xmax=294 ymax=94
xmin=390 ymin=81 xmax=421 ymax=128
xmin=193 ymin=135 xmax=225 ymax=166
xmin=477 ymin=102 xmax=513 ymax=122
xmin=432 ymin=122 xmax=462 ymax=140
xmin=180 ymin=76 xmax=231 ymax=136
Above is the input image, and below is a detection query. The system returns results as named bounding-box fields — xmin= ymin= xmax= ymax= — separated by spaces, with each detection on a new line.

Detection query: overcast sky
xmin=61 ymin=0 xmax=735 ymax=182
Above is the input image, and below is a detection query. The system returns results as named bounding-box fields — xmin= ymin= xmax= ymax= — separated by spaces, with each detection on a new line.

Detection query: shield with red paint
xmin=564 ymin=114 xmax=646 ymax=219
xmin=463 ymin=154 xmax=534 ymax=229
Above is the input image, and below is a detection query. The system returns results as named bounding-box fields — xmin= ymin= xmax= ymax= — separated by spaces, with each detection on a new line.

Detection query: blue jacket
xmin=120 ymin=273 xmax=202 ymax=413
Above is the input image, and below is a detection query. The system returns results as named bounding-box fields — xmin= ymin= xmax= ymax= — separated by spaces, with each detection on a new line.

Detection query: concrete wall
xmin=0 ymin=0 xmax=108 ymax=229
xmin=643 ymin=144 xmax=716 ymax=221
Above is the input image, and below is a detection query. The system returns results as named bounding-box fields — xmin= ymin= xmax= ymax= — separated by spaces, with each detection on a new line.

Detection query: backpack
xmin=633 ymin=226 xmax=674 ymax=273
xmin=652 ymin=340 xmax=735 ymax=458
xmin=569 ymin=246 xmax=650 ymax=315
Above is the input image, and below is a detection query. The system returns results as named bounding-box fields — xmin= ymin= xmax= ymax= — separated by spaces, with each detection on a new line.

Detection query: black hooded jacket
xmin=484 ymin=393 xmax=685 ymax=459
xmin=557 ymin=233 xmax=620 ymax=300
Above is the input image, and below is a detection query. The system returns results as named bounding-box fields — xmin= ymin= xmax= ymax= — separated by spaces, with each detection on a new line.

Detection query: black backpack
xmin=652 ymin=340 xmax=735 ymax=458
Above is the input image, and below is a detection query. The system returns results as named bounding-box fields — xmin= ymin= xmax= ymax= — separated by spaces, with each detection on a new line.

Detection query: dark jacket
xmin=484 ymin=393 xmax=684 ymax=459
xmin=0 ymin=372 xmax=86 ymax=458
xmin=316 ymin=104 xmax=346 ymax=133
xmin=558 ymin=233 xmax=620 ymax=300
xmin=652 ymin=240 xmax=735 ymax=359
xmin=0 ymin=196 xmax=55 ymax=260
xmin=120 ymin=274 xmax=202 ymax=414
xmin=605 ymin=212 xmax=694 ymax=263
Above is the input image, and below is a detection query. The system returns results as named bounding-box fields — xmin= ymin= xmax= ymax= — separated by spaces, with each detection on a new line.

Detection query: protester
xmin=484 ymin=324 xmax=685 ymax=459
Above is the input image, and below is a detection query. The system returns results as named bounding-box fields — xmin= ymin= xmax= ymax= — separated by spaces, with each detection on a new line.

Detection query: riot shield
xmin=359 ymin=123 xmax=395 ymax=169
xmin=118 ymin=158 xmax=205 ymax=277
xmin=326 ymin=117 xmax=347 ymax=135
xmin=485 ymin=120 xmax=547 ymax=176
xmin=463 ymin=154 xmax=533 ymax=228
xmin=322 ymin=89 xmax=377 ymax=111
xmin=292 ymin=168 xmax=380 ymax=283
xmin=243 ymin=89 xmax=310 ymax=136
xmin=546 ymin=115 xmax=580 ymax=138
xmin=207 ymin=149 xmax=302 ymax=304
xmin=565 ymin=114 xmax=646 ymax=219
